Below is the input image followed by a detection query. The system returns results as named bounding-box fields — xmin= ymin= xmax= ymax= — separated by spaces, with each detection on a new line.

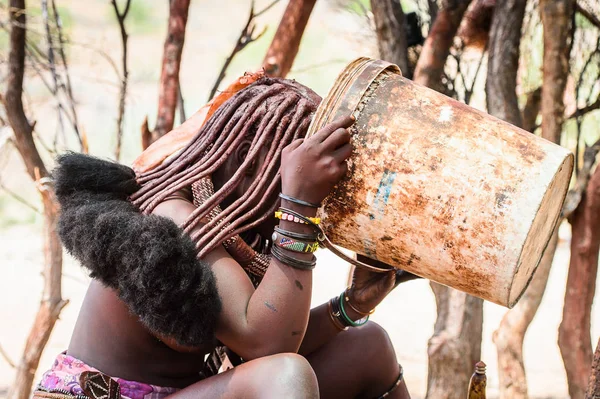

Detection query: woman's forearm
xmin=299 ymin=299 xmax=364 ymax=356
xmin=227 ymin=200 xmax=318 ymax=359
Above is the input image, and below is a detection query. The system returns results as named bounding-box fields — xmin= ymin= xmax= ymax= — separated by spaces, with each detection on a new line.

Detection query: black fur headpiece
xmin=54 ymin=152 xmax=221 ymax=348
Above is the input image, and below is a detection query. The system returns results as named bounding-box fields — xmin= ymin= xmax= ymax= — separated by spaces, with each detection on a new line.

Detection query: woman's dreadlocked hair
xmin=130 ymin=77 xmax=321 ymax=258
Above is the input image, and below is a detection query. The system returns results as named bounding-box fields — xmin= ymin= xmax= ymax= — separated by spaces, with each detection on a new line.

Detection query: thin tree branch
xmin=576 ymin=2 xmax=600 ymax=29
xmin=41 ymin=0 xmax=65 ymax=152
xmin=254 ymin=0 xmax=280 ymax=17
xmin=465 ymin=43 xmax=487 ymax=104
xmin=110 ymin=0 xmax=131 ymax=161
xmin=0 ymin=180 xmax=41 ymax=213
xmin=51 ymin=0 xmax=83 ymax=150
xmin=413 ymin=0 xmax=472 ymax=90
xmin=0 ymin=344 xmax=16 ymax=369
xmin=533 ymin=96 xmax=600 ymax=131
xmin=569 ymin=97 xmax=600 ymax=120
xmin=178 ymin=81 xmax=186 ymax=123
xmin=289 ymin=58 xmax=347 ymax=74
xmin=208 ymin=1 xmax=268 ymax=101
xmin=562 ymin=137 xmax=600 ymax=219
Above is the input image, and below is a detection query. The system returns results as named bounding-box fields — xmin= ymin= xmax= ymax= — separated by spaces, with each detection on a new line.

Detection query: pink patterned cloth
xmin=38 ymin=353 xmax=179 ymax=399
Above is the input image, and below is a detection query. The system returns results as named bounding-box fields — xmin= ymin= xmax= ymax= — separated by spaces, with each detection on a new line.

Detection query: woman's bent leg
xmin=306 ymin=321 xmax=409 ymax=399
xmin=168 ymin=353 xmax=319 ymax=399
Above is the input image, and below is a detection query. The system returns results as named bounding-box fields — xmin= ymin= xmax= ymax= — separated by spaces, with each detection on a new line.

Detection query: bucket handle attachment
xmin=317 ymin=233 xmax=392 ymax=273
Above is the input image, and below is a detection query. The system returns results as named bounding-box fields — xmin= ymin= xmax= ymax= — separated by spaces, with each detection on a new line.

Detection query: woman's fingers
xmin=311 ymin=115 xmax=355 ymax=143
xmin=332 ymin=142 xmax=353 ymax=163
xmin=323 ymin=128 xmax=352 ymax=151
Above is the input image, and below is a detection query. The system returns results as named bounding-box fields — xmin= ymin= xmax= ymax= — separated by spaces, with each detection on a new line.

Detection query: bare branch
xmin=51 ymin=0 xmax=83 ymax=150
xmin=0 ymin=180 xmax=41 ymax=213
xmin=522 ymin=87 xmax=542 ymax=132
xmin=532 ymin=97 xmax=600 ymax=132
xmin=576 ymin=2 xmax=600 ymax=29
xmin=562 ymin=137 xmax=600 ymax=219
xmin=0 ymin=344 xmax=16 ymax=369
xmin=110 ymin=0 xmax=131 ymax=161
xmin=464 ymin=44 xmax=486 ymax=105
xmin=413 ymin=0 xmax=472 ymax=90
xmin=208 ymin=1 xmax=269 ymax=101
xmin=289 ymin=58 xmax=347 ymax=74
xmin=41 ymin=0 xmax=66 ymax=152
xmin=255 ymin=0 xmax=280 ymax=17
xmin=178 ymin=81 xmax=186 ymax=123
xmin=569 ymin=97 xmax=600 ymax=120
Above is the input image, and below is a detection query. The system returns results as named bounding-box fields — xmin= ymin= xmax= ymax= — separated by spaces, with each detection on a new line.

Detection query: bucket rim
xmin=306 ymin=57 xmax=401 ymax=138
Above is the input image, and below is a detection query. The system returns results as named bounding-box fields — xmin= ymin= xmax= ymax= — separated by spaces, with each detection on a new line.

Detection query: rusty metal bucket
xmin=307 ymin=58 xmax=573 ymax=307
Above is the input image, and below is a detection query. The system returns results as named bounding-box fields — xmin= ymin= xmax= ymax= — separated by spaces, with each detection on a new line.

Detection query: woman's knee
xmin=358 ymin=322 xmax=396 ymax=360
xmin=259 ymin=353 xmax=319 ymax=398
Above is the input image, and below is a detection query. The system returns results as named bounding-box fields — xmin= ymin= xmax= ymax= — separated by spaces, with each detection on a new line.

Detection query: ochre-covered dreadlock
xmin=131 ymin=77 xmax=321 ymax=258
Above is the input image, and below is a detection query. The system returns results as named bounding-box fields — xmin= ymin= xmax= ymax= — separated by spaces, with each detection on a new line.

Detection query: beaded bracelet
xmin=274 ymin=226 xmax=318 ymax=241
xmin=338 ymin=292 xmax=369 ymax=327
xmin=279 ymin=193 xmax=321 ymax=208
xmin=270 ymin=245 xmax=317 ymax=270
xmin=275 ymin=210 xmax=321 ymax=226
xmin=272 ymin=231 xmax=319 ymax=254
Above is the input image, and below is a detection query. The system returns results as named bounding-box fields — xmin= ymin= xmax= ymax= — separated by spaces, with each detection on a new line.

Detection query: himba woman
xmin=34 ymin=74 xmax=415 ymax=399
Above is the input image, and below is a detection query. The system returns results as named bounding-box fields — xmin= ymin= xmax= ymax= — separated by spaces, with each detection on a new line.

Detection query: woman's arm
xmin=153 ymin=198 xmax=314 ymax=360
xmin=153 ymin=115 xmax=356 ymax=360
xmin=298 ymin=302 xmax=363 ymax=356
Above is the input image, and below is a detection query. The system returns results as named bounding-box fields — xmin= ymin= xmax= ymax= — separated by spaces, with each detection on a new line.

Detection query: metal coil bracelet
xmin=270 ymin=244 xmax=317 ymax=270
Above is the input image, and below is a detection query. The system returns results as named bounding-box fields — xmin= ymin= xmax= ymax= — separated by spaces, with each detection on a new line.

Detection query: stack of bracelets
xmin=274 ymin=193 xmax=373 ymax=329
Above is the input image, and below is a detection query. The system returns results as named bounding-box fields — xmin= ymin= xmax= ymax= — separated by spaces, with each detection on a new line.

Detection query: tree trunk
xmin=485 ymin=0 xmax=527 ymax=127
xmin=485 ymin=4 xmax=542 ymax=396
xmin=559 ymin=166 xmax=600 ymax=399
xmin=413 ymin=2 xmax=482 ymax=396
xmin=587 ymin=338 xmax=600 ymax=399
xmin=8 ymin=188 xmax=67 ymax=399
xmin=521 ymin=88 xmax=542 ymax=133
xmin=493 ymin=230 xmax=559 ymax=399
xmin=262 ymin=0 xmax=317 ymax=78
xmin=370 ymin=0 xmax=410 ymax=77
xmin=3 ymin=2 xmax=68 ymax=399
xmin=539 ymin=2 xmax=592 ymax=398
xmin=426 ymin=285 xmax=483 ymax=399
xmin=458 ymin=0 xmax=495 ymax=50
xmin=540 ymin=0 xmax=574 ymax=145
xmin=147 ymin=0 xmax=190 ymax=147
xmin=413 ymin=0 xmax=472 ymax=91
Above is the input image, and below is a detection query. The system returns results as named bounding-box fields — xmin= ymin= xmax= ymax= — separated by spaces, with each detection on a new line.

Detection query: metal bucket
xmin=307 ymin=58 xmax=573 ymax=307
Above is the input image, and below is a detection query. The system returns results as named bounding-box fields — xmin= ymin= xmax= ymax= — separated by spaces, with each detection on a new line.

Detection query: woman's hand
xmin=281 ymin=115 xmax=354 ymax=205
xmin=347 ymin=255 xmax=422 ymax=313
xmin=348 ymin=266 xmax=396 ymax=314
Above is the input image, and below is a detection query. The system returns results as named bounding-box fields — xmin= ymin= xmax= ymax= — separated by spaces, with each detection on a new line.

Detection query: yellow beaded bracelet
xmin=275 ymin=211 xmax=321 ymax=225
